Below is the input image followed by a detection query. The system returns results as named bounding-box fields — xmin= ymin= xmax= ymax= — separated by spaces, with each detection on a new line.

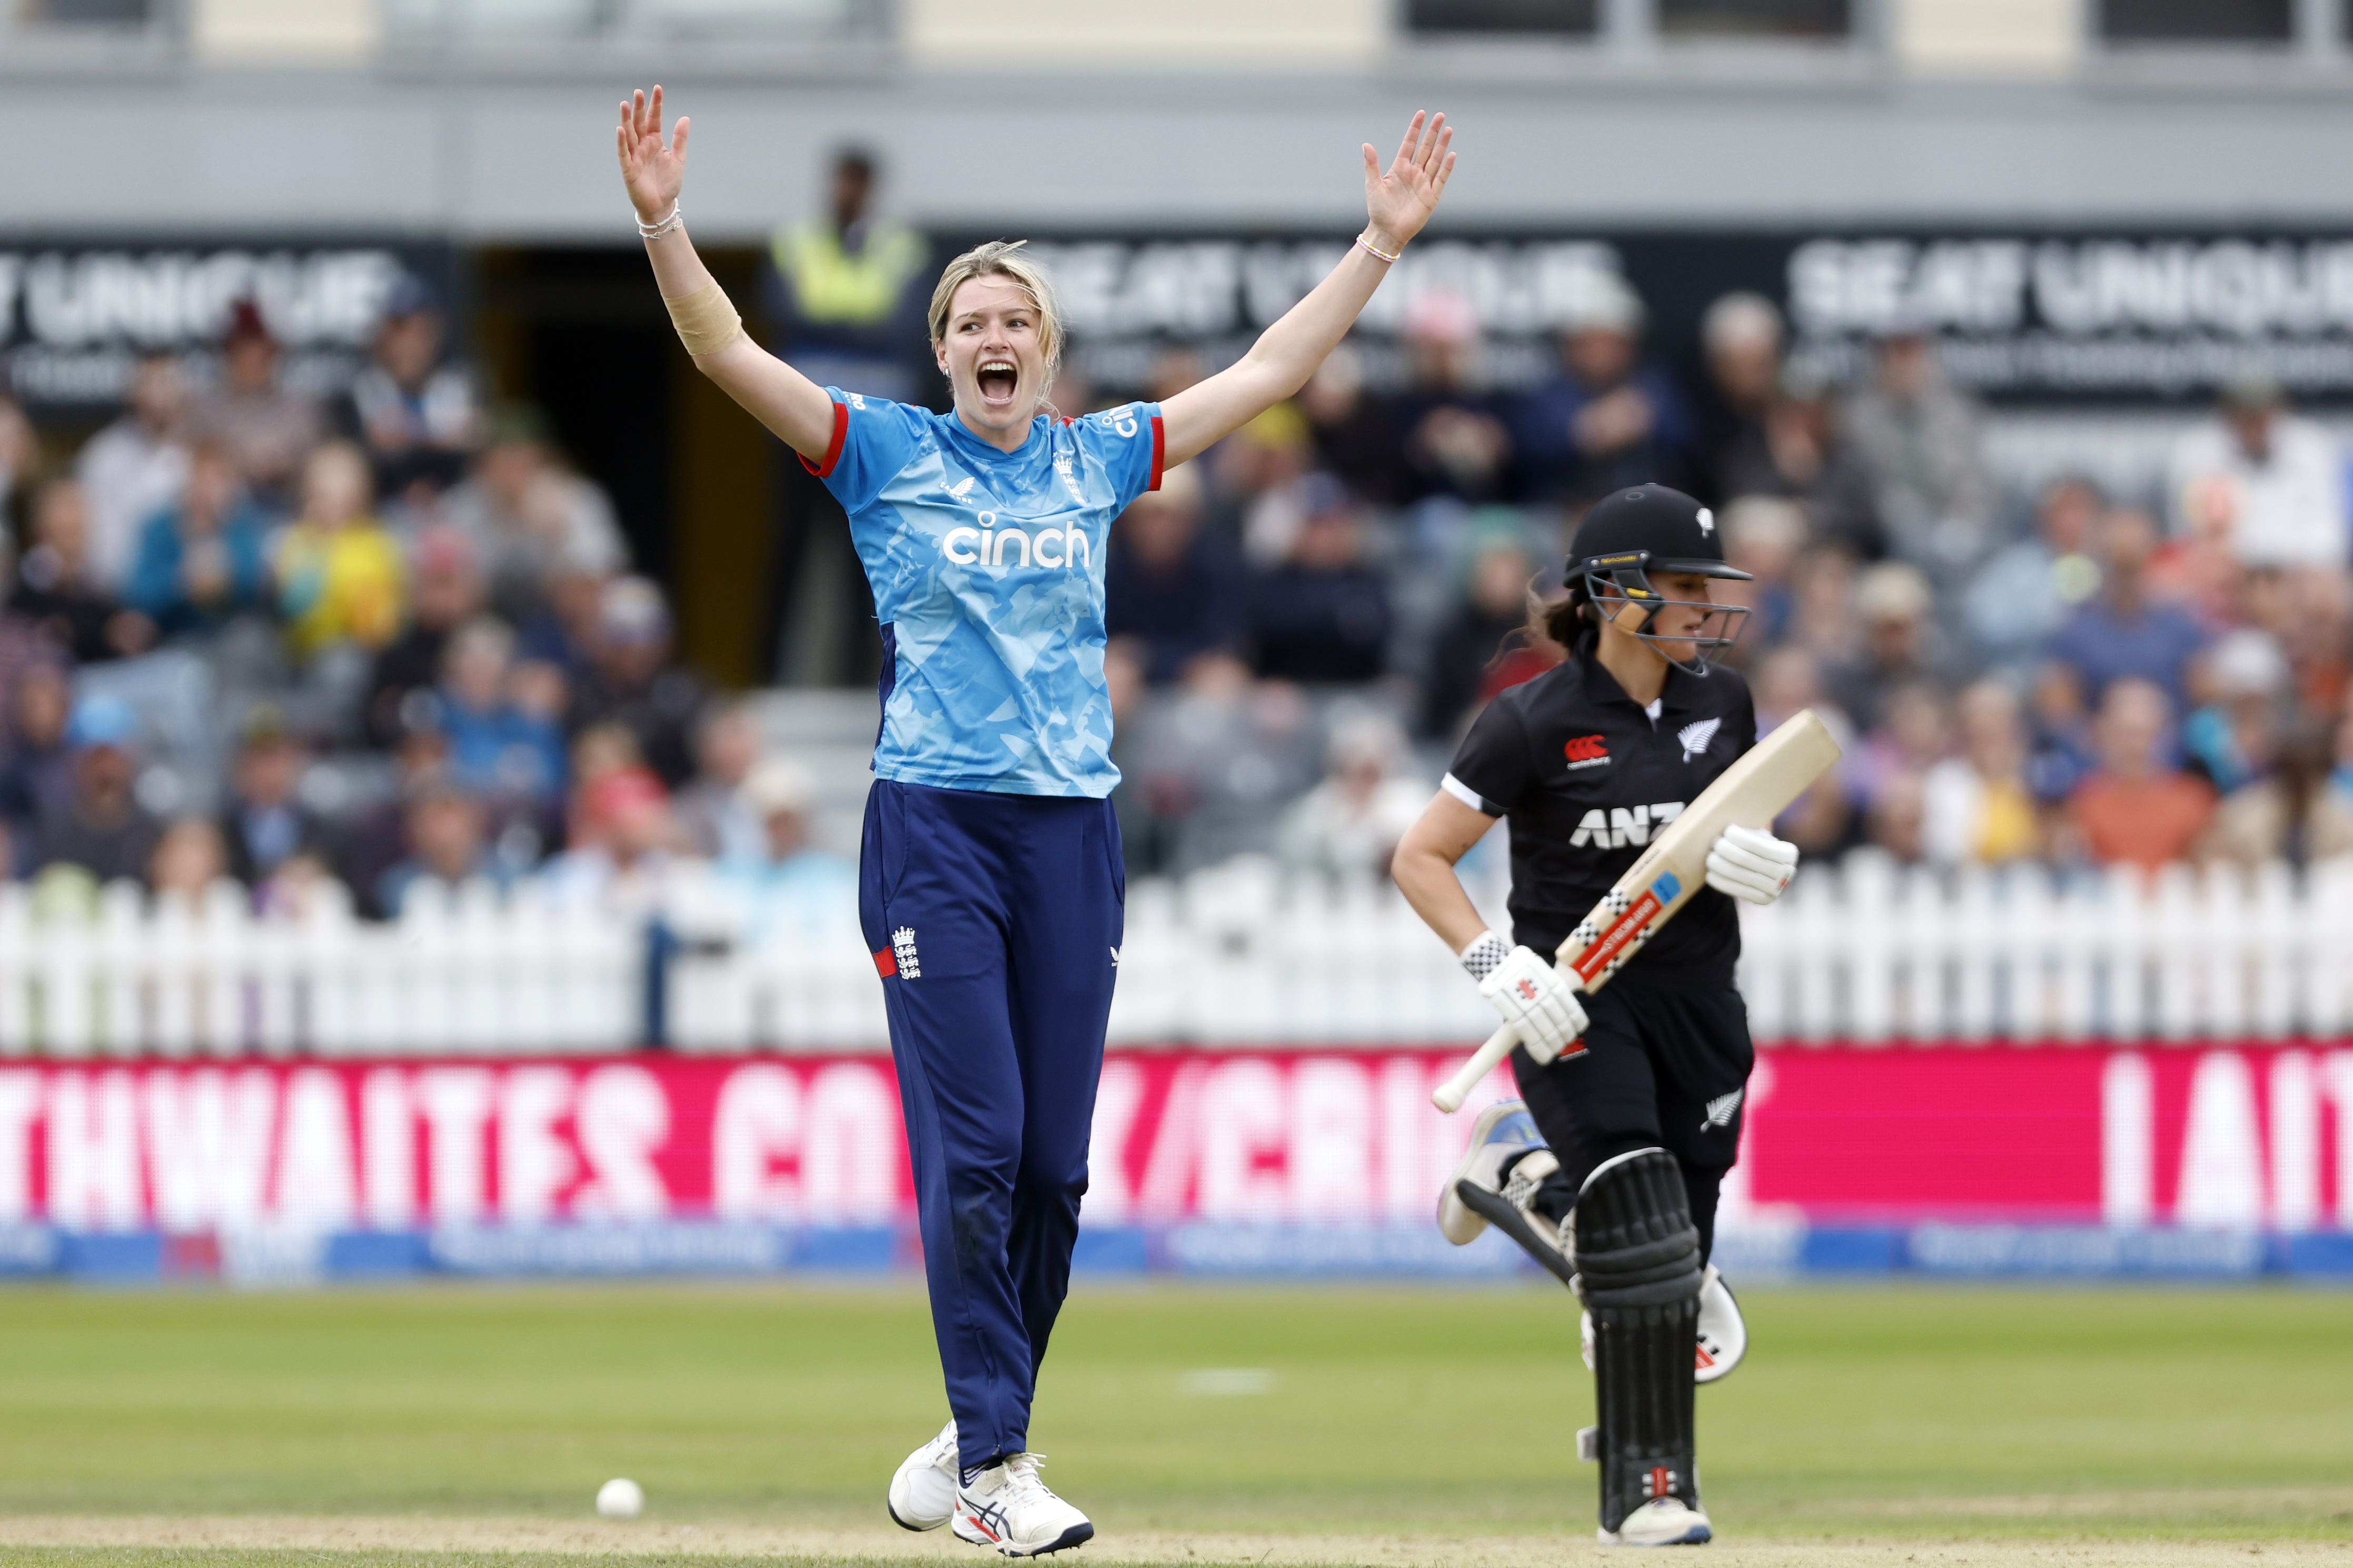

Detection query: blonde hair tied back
xmin=927 ymin=239 xmax=1066 ymax=419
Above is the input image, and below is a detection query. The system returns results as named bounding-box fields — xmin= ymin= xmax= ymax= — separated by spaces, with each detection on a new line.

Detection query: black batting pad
xmin=1572 ymin=1146 xmax=1703 ymax=1532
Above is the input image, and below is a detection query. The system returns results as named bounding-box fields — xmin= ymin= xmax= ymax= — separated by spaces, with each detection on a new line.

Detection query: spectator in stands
xmin=1922 ymin=679 xmax=2042 ymax=867
xmin=542 ymin=764 xmax=686 ymax=912
xmin=1840 ymin=326 xmax=1993 ymax=577
xmin=333 ymin=276 xmax=482 ymax=505
xmin=148 ymin=816 xmax=229 ymax=904
xmin=2179 ymin=628 xmax=2290 ymax=797
xmin=217 ymin=710 xmax=325 ymax=886
xmin=190 ymin=299 xmax=322 ymax=512
xmin=1715 ymin=363 xmax=1884 ymax=562
xmin=8 ymin=478 xmax=155 ymax=664
xmin=1298 ymin=344 xmax=1408 ymax=509
xmin=1243 ymin=475 xmax=1391 ymax=685
xmin=375 ymin=782 xmax=495 ymax=916
xmin=1276 ymin=712 xmax=1429 ymax=880
xmin=123 ymin=440 xmax=273 ymax=640
xmin=1863 ymin=769 xmax=1928 ymax=865
xmin=0 ymin=394 xmax=38 ymax=542
xmin=2065 ymin=677 xmax=2214 ymax=871
xmin=439 ymin=616 xmax=566 ymax=809
xmin=275 ymin=441 xmax=407 ymax=661
xmin=2023 ymin=659 xmax=2097 ymax=807
xmin=1394 ymin=291 xmax=1513 ymax=505
xmin=442 ymin=406 xmax=631 ymax=627
xmin=1123 ymin=653 xmax=1321 ymax=873
xmin=1106 ymin=463 xmax=1243 ymax=685
xmin=33 ymin=694 xmax=161 ymax=884
xmin=1854 ymin=680 xmax=1951 ymax=819
xmin=674 ymin=699 xmax=766 ymax=862
xmin=1511 ymin=272 xmax=1696 ymax=506
xmin=720 ymin=756 xmax=857 ymax=925
xmin=0 ymin=657 xmax=72 ymax=855
xmin=1692 ymin=292 xmax=1783 ymax=507
xmin=361 ymin=525 xmax=482 ymax=749
xmin=2258 ymin=565 xmax=2353 ymax=723
xmin=1824 ymin=561 xmax=1951 ymax=734
xmin=1964 ymin=475 xmax=2104 ymax=672
xmin=1223 ymin=406 xmax=1320 ymax=568
xmin=567 ymin=576 xmax=707 ymax=790
xmin=1419 ymin=528 xmax=1536 ymax=738
xmin=2167 ymin=372 xmax=2348 ymax=571
xmin=337 ymin=708 xmax=467 ymax=919
xmin=2044 ymin=506 xmax=2208 ymax=716
xmin=1712 ymin=495 xmax=1806 ymax=658
xmin=74 ymin=352 xmax=190 ymax=592
xmin=2201 ymin=717 xmax=2353 ymax=870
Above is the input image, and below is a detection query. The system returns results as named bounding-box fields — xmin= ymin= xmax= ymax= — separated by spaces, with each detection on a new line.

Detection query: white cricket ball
xmin=597 ymin=1477 xmax=644 ymax=1519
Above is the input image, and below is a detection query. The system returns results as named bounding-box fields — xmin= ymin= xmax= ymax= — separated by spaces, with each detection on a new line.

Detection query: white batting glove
xmin=1705 ymin=823 xmax=1799 ymax=905
xmin=1462 ymin=931 xmax=1589 ymax=1065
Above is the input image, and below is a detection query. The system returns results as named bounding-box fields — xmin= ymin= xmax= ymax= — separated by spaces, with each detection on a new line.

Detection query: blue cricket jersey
xmin=803 ymin=389 xmax=1166 ymax=798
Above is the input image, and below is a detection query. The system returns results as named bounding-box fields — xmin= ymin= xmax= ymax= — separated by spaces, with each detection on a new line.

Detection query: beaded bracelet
xmin=637 ymin=202 xmax=683 ymax=239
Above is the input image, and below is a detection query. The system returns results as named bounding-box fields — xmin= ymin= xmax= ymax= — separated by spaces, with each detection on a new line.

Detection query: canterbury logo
xmin=1109 ymin=946 xmax=1121 ymax=966
xmin=1678 ymin=718 xmax=1721 ymax=762
xmin=945 ymin=475 xmax=978 ymax=501
xmin=1563 ymin=734 xmax=1609 ymax=770
xmin=1702 ymin=1088 xmax=1743 ymax=1130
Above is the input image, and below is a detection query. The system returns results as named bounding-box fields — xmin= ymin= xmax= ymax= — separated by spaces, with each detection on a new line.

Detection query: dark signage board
xmin=937 ymin=229 xmax=2353 ymax=407
xmin=0 ymin=241 xmax=462 ymax=415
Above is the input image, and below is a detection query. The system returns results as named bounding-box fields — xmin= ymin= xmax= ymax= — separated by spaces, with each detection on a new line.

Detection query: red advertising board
xmin=3 ymin=1045 xmax=2347 ymax=1233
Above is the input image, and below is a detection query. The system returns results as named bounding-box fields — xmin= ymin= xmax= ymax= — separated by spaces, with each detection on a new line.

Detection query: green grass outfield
xmin=0 ymin=1280 xmax=2346 ymax=1566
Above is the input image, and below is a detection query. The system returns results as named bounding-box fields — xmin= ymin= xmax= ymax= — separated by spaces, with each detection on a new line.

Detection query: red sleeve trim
xmin=872 ymin=946 xmax=897 ymax=977
xmin=1147 ymin=413 xmax=1166 ymax=493
xmin=800 ymin=400 xmax=850 ymax=477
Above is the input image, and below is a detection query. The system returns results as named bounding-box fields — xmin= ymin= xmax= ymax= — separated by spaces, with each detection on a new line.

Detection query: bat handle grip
xmin=1432 ymin=1024 xmax=1519 ymax=1114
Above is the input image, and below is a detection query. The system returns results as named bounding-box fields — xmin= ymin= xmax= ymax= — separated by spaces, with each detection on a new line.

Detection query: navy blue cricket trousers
xmin=860 ymin=778 xmax=1124 ymax=1477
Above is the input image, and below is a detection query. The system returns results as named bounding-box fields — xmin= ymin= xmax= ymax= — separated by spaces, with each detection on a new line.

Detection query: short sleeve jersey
xmin=804 ymin=390 xmax=1165 ymax=797
xmin=1444 ymin=644 xmax=1759 ymax=985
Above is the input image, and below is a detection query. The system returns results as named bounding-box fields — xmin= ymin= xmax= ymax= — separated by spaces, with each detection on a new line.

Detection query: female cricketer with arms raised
xmin=618 ymin=87 xmax=1453 ymax=1557
xmin=1392 ymin=485 xmax=1802 ymax=1547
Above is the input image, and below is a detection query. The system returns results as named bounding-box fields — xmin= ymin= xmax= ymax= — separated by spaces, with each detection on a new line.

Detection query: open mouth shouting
xmin=976 ymin=358 xmax=1019 ymax=408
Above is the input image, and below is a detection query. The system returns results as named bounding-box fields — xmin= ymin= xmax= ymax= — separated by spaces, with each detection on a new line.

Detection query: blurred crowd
xmin=0 ymin=285 xmax=852 ymax=927
xmin=1092 ymin=277 xmax=2353 ymax=883
xmin=7 ymin=261 xmax=2353 ymax=926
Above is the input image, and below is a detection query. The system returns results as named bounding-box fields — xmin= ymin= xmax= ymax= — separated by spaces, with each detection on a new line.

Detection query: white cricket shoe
xmin=1599 ymin=1496 xmax=1713 ymax=1546
xmin=1580 ymin=1264 xmax=1746 ymax=1385
xmin=952 ymin=1452 xmax=1093 ymax=1557
xmin=1439 ymin=1102 xmax=1576 ymax=1286
xmin=886 ymin=1417 xmax=959 ymax=1531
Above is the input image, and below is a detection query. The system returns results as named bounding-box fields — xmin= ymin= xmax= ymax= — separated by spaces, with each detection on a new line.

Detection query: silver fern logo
xmin=1678 ymin=718 xmax=1721 ymax=762
xmin=1701 ymin=1088 xmax=1743 ymax=1130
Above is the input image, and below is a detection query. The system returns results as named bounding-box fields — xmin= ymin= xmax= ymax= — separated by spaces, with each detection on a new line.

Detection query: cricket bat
xmin=1431 ymin=708 xmax=1842 ymax=1113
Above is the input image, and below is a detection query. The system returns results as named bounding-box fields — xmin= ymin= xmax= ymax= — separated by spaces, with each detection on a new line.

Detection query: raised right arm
xmin=618 ymin=86 xmax=839 ymax=460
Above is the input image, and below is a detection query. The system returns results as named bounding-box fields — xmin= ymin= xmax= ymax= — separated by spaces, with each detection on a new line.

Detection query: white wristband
xmin=637 ymin=202 xmax=682 ymax=239
xmin=1459 ymin=930 xmax=1511 ymax=982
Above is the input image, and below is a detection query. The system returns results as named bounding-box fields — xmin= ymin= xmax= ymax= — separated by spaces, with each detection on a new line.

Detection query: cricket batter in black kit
xmin=1393 ymin=484 xmax=1801 ymax=1547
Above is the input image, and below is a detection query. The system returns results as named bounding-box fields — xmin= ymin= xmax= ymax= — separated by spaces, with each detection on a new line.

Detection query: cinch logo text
xmin=1567 ymin=801 xmax=1685 ymax=850
xmin=941 ymin=509 xmax=1091 ymax=572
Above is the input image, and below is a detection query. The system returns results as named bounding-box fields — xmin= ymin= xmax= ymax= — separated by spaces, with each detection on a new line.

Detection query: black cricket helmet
xmin=1566 ymin=484 xmax=1752 ymax=675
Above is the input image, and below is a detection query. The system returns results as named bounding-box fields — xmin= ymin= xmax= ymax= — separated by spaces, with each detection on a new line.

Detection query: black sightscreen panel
xmin=1405 ymin=0 xmax=1599 ymax=35
xmin=2100 ymin=0 xmax=2291 ymax=41
xmin=1660 ymin=0 xmax=1849 ymax=37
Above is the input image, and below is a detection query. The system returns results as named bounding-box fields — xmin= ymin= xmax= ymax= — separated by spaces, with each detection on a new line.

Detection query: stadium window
xmin=2097 ymin=0 xmax=2292 ymax=43
xmin=1658 ymin=0 xmax=1850 ymax=38
xmin=1402 ymin=0 xmax=1600 ymax=37
xmin=21 ymin=0 xmax=155 ymax=22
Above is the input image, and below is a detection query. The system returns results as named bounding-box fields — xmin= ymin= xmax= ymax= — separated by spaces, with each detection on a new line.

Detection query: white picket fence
xmin=5 ymin=854 xmax=2353 ymax=1057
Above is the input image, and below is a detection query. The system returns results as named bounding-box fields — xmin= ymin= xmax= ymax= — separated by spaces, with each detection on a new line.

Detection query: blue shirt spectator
xmin=2044 ymin=508 xmax=2208 ymax=715
xmin=1244 ymin=478 xmax=1392 ymax=684
xmin=1510 ymin=275 xmax=1698 ymax=505
xmin=439 ymin=616 xmax=567 ymax=806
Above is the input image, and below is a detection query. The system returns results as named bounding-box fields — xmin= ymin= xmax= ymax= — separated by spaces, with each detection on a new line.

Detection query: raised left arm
xmin=1160 ymin=111 xmax=1455 ymax=468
